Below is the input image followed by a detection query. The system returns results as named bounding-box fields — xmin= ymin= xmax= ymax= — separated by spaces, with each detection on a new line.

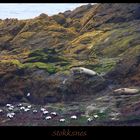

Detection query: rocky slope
xmin=0 ymin=3 xmax=140 ymax=125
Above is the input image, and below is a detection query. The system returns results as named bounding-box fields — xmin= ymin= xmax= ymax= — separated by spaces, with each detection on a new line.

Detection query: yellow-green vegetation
xmin=120 ymin=45 xmax=140 ymax=58
xmin=84 ymin=58 xmax=117 ymax=74
xmin=27 ymin=48 xmax=69 ymax=63
xmin=12 ymin=31 xmax=35 ymax=44
xmin=0 ymin=59 xmax=57 ymax=74
xmin=44 ymin=24 xmax=77 ymax=36
xmin=0 ymin=59 xmax=23 ymax=68
xmin=102 ymin=34 xmax=138 ymax=57
xmin=64 ymin=30 xmax=105 ymax=55
xmin=18 ymin=32 xmax=35 ymax=39
xmin=6 ymin=47 xmax=72 ymax=75
xmin=23 ymin=62 xmax=57 ymax=74
xmin=0 ymin=20 xmax=4 ymax=27
xmin=0 ymin=16 xmax=138 ymax=77
xmin=45 ymin=24 xmax=66 ymax=32
xmin=19 ymin=19 xmax=44 ymax=32
xmin=0 ymin=35 xmax=12 ymax=42
xmin=71 ymin=30 xmax=103 ymax=45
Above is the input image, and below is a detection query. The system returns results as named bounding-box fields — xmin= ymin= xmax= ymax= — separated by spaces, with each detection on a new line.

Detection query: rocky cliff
xmin=0 ymin=3 xmax=140 ymax=110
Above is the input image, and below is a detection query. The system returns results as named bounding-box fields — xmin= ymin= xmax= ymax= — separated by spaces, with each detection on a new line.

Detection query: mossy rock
xmin=22 ymin=62 xmax=57 ymax=74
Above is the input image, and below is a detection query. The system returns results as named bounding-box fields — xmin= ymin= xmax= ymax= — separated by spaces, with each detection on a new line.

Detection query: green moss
xmin=0 ymin=59 xmax=58 ymax=75
xmin=121 ymin=45 xmax=140 ymax=58
xmin=85 ymin=58 xmax=117 ymax=74
xmin=23 ymin=62 xmax=57 ymax=74
xmin=25 ymin=48 xmax=72 ymax=73
xmin=102 ymin=35 xmax=134 ymax=56
xmin=27 ymin=48 xmax=65 ymax=63
xmin=0 ymin=59 xmax=23 ymax=68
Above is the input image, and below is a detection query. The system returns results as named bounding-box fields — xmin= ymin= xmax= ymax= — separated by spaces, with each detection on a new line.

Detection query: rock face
xmin=59 ymin=73 xmax=107 ymax=102
xmin=0 ymin=3 xmax=140 ymax=107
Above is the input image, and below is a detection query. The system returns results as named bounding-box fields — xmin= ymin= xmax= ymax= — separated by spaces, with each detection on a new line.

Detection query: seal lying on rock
xmin=71 ymin=67 xmax=97 ymax=76
xmin=113 ymin=88 xmax=140 ymax=94
xmin=70 ymin=67 xmax=104 ymax=80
